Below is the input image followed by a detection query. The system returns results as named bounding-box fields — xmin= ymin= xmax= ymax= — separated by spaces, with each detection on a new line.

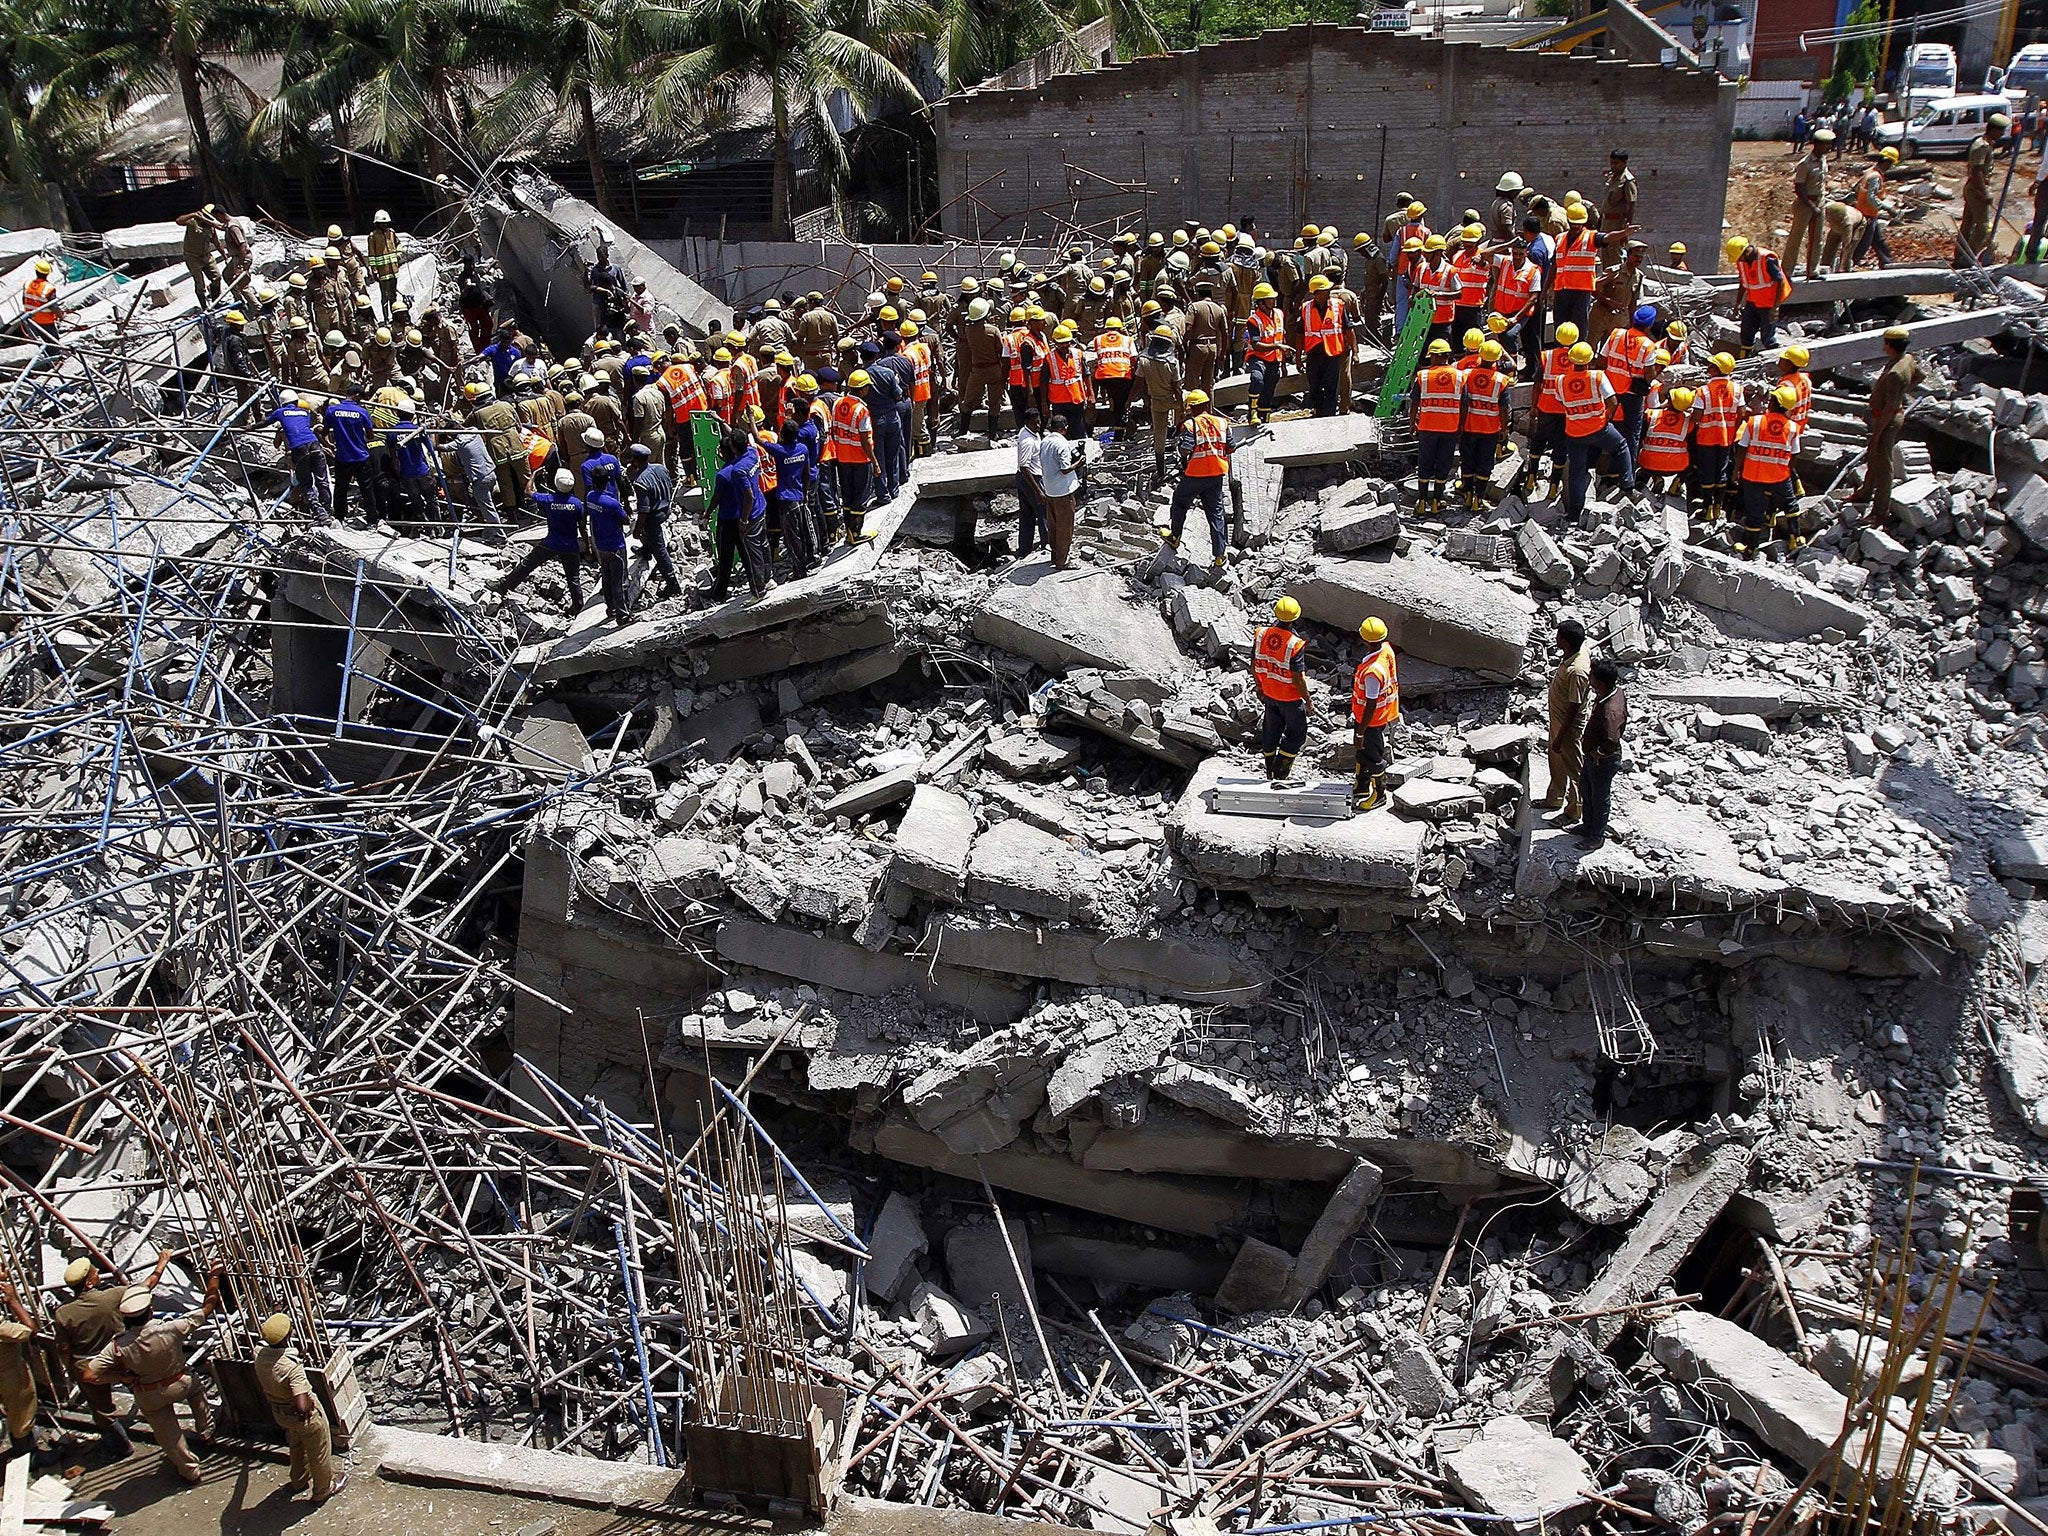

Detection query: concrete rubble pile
xmin=1 ymin=200 xmax=2045 ymax=1536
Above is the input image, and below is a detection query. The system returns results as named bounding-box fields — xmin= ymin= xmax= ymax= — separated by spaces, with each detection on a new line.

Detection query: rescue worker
xmin=1389 ymin=201 xmax=1430 ymax=330
xmin=710 ymin=425 xmax=775 ymax=600
xmin=1588 ymin=239 xmax=1647 ymax=347
xmin=82 ymin=1270 xmax=224 ymax=1485
xmin=1411 ymin=338 xmax=1462 ymax=516
xmin=1557 ymin=341 xmax=1635 ymax=517
xmin=1163 ymin=389 xmax=1231 ymax=573
xmin=1348 ymin=618 xmax=1399 ymax=812
xmin=1459 ymin=338 xmax=1511 ymax=512
xmin=494 ymin=470 xmax=587 ymax=614
xmin=21 ymin=258 xmax=59 ymax=336
xmin=1044 ymin=322 xmax=1091 ymax=439
xmin=1093 ymin=316 xmax=1135 ymax=438
xmin=1448 ymin=225 xmax=1491 ymax=344
xmin=1490 ymin=172 xmax=1525 ymax=244
xmin=763 ymin=419 xmax=816 ymax=579
xmin=831 ymin=370 xmax=879 ymax=540
xmin=1534 ymin=617 xmax=1591 ymax=825
xmin=367 ymin=209 xmax=402 ymax=315
xmin=630 ymin=362 xmax=669 ymax=464
xmin=1598 ymin=304 xmax=1658 ymax=451
xmin=0 ymin=1281 xmax=39 ymax=1463
xmin=1666 ymin=241 xmax=1690 ymax=273
xmin=901 ymin=321 xmax=937 ymax=454
xmin=1691 ymin=352 xmax=1743 ymax=520
xmin=177 ymin=205 xmax=227 ymax=305
xmin=253 ymin=1315 xmax=345 ymax=1501
xmin=1136 ymin=325 xmax=1185 ymax=484
xmin=628 ymin=441 xmax=685 ymax=597
xmin=1519 ymin=320 xmax=1581 ymax=500
xmin=585 ymin=463 xmax=632 ymax=622
xmin=1636 ymin=385 xmax=1695 ymax=497
xmin=1253 ymin=597 xmax=1315 ymax=784
xmin=1300 ymin=273 xmax=1351 ymax=417
xmin=796 ymin=293 xmax=841 ymax=377
xmin=273 ymin=392 xmax=333 ymax=520
xmin=1787 ymin=127 xmax=1833 ymax=279
xmin=468 ymin=382 xmax=529 ymax=514
xmin=1551 ymin=203 xmax=1601 ymax=333
xmin=1183 ymin=280 xmax=1230 ymax=396
xmin=1242 ymin=284 xmax=1290 ymax=425
xmin=955 ymin=298 xmax=1007 ymax=434
xmin=1414 ymin=235 xmax=1458 ymax=352
xmin=1776 ymin=343 xmax=1813 ymax=431
xmin=1489 ymin=236 xmax=1542 ymax=366
xmin=1576 ymin=657 xmax=1628 ymax=849
xmin=1853 ymin=147 xmax=1899 ymax=269
xmin=54 ymin=1256 xmax=144 ymax=1457
xmin=213 ymin=309 xmax=258 ymax=404
xmin=1733 ymin=383 xmax=1804 ymax=555
xmin=1957 ymin=112 xmax=2009 ymax=265
xmin=1600 ymin=148 xmax=1638 ymax=236
xmin=1726 ymin=235 xmax=1789 ymax=353
xmin=1850 ymin=325 xmax=1919 ymax=525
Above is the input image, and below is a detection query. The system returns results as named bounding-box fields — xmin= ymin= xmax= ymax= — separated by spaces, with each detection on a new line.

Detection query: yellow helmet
xmin=1354 ymin=232 xmax=1370 ymax=247
xmin=898 ymin=320 xmax=919 ymax=337
xmin=920 ymin=270 xmax=936 ymax=283
xmin=849 ymin=368 xmax=872 ymax=387
xmin=1201 ymin=241 xmax=1221 ymax=256
xmin=713 ymin=347 xmax=733 ymax=363
xmin=1220 ymin=223 xmax=1237 ymax=240
xmin=1423 ymin=234 xmax=1447 ymax=252
xmin=1301 ymin=223 xmax=1320 ymax=239
xmin=1274 ymin=596 xmax=1301 ymax=622
xmin=1183 ymin=388 xmax=1210 ymax=407
xmin=1480 ymin=340 xmax=1504 ymax=362
xmin=33 ymin=258 xmax=52 ymax=275
xmin=878 ymin=305 xmax=899 ymax=323
xmin=1307 ymin=274 xmax=1333 ymax=292
xmin=909 ymin=308 xmax=928 ymax=323
xmin=1669 ymin=241 xmax=1688 ymax=255
xmin=1670 ymin=387 xmax=1696 ymax=410
xmin=794 ymin=373 xmax=818 ymax=393
xmin=1667 ymin=320 xmax=1688 ymax=338
xmin=1427 ymin=339 xmax=1452 ymax=356
xmin=1879 ymin=146 xmax=1900 ymax=164
xmin=261 ymin=1314 xmax=292 ymax=1346
xmin=1772 ymin=383 xmax=1800 ymax=410
xmin=1724 ymin=236 xmax=1750 ymax=260
xmin=1052 ymin=323 xmax=1074 ymax=341
xmin=1026 ymin=306 xmax=1047 ymax=321
xmin=1568 ymin=341 xmax=1594 ymax=364
xmin=1652 ymin=349 xmax=1671 ymax=367
xmin=1406 ymin=201 xmax=1425 ymax=218
xmin=1565 ymin=203 xmax=1588 ymax=224
xmin=1403 ymin=238 xmax=1424 ymax=254
xmin=1105 ymin=317 xmax=1125 ymax=330
xmin=1152 ymin=325 xmax=1175 ymax=339
xmin=1486 ymin=312 xmax=1509 ymax=334
xmin=1781 ymin=343 xmax=1810 ymax=368
xmin=1461 ymin=223 xmax=1483 ymax=241
xmin=1359 ymin=617 xmax=1388 ymax=643
xmin=1554 ymin=321 xmax=1580 ymax=346
xmin=1710 ymin=351 xmax=1736 ymax=374
xmin=1461 ymin=327 xmax=1484 ymax=351
xmin=1009 ymin=306 xmax=1027 ymax=322
xmin=224 ymin=309 xmax=246 ymax=324
xmin=885 ymin=275 xmax=904 ymax=291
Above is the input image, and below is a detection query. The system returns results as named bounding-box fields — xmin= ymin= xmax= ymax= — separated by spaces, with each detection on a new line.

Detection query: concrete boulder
xmin=891 ymin=785 xmax=977 ymax=899
xmin=966 ymin=818 xmax=1104 ymax=923
xmin=973 ymin=560 xmax=1190 ymax=687
xmin=1294 ymin=552 xmax=1535 ymax=680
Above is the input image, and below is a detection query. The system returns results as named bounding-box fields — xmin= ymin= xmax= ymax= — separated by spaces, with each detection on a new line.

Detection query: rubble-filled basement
xmin=2 ymin=168 xmax=2047 ymax=1536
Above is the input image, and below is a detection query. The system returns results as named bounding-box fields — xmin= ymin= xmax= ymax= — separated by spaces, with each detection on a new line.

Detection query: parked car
xmin=1873 ymin=92 xmax=2013 ymax=157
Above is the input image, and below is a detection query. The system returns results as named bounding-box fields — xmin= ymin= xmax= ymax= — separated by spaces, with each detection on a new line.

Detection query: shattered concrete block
xmin=1443 ymin=1416 xmax=1596 ymax=1530
xmin=2006 ymin=474 xmax=2048 ymax=548
xmin=1083 ymin=1465 xmax=1168 ymax=1535
xmin=1294 ymin=552 xmax=1535 ymax=680
xmin=1391 ymin=779 xmax=1486 ymax=821
xmin=945 ymin=1218 xmax=1035 ymax=1316
xmin=1843 ymin=733 xmax=1880 ymax=775
xmin=1464 ymin=723 xmax=1534 ymax=762
xmin=1214 ymin=1237 xmax=1294 ymax=1315
xmin=1383 ymin=1329 xmax=1454 ymax=1416
xmin=864 ymin=1191 xmax=928 ymax=1301
xmin=636 ymin=836 xmax=722 ymax=908
xmin=1992 ymin=826 xmax=2048 ymax=883
xmin=819 ymin=763 xmax=919 ymax=820
xmin=725 ymin=853 xmax=786 ymax=920
xmin=1169 ymin=585 xmax=1255 ymax=661
xmin=890 ymin=785 xmax=976 ymax=899
xmin=965 ymin=818 xmax=1102 ymax=924
xmin=1698 ymin=710 xmax=1772 ymax=751
xmin=1930 ymin=573 xmax=1978 ymax=617
xmin=1317 ymin=500 xmax=1402 ymax=553
xmin=1517 ymin=520 xmax=1576 ymax=589
xmin=1646 ymin=679 xmax=1827 ymax=719
xmin=973 ymin=562 xmax=1190 ymax=687
xmin=1645 ymin=543 xmax=1685 ymax=599
xmin=908 ymin=1280 xmax=992 ymax=1359
xmin=940 ymin=1353 xmax=1008 ymax=1412
xmin=1933 ymin=640 xmax=1976 ymax=678
xmin=1678 ymin=547 xmax=1871 ymax=639
xmin=984 ymin=730 xmax=1083 ymax=779
xmin=1859 ymin=526 xmax=1910 ymax=566
xmin=1149 ymin=1060 xmax=1270 ymax=1132
xmin=1444 ymin=529 xmax=1519 ymax=569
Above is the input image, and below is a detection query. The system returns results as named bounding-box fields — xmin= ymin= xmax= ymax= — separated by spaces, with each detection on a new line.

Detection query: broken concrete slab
xmin=1295 ymin=552 xmax=1535 ymax=680
xmin=972 ymin=559 xmax=1190 ymax=687
xmin=1992 ymin=826 xmax=2048 ymax=884
xmin=1215 ymin=1237 xmax=1295 ymax=1315
xmin=983 ymin=731 xmax=1084 ymax=779
xmin=908 ymin=1279 xmax=992 ymax=1358
xmin=1284 ymin=1159 xmax=1384 ymax=1306
xmin=1645 ymin=678 xmax=1831 ymax=719
xmin=890 ymin=785 xmax=977 ymax=899
xmin=920 ymin=915 xmax=1269 ymax=1004
xmin=944 ymin=1218 xmax=1035 ymax=1316
xmin=965 ymin=818 xmax=1104 ymax=924
xmin=1168 ymin=757 xmax=1437 ymax=896
xmin=864 ymin=1191 xmax=929 ymax=1301
xmin=1383 ymin=1329 xmax=1453 ymax=1416
xmin=508 ymin=701 xmax=595 ymax=781
xmin=715 ymin=917 xmax=1028 ymax=1024
xmin=820 ymin=764 xmax=921 ymax=820
xmin=1443 ymin=1416 xmax=1596 ymax=1530
xmin=1256 ymin=413 xmax=1380 ymax=466
xmin=1679 ymin=547 xmax=1872 ymax=639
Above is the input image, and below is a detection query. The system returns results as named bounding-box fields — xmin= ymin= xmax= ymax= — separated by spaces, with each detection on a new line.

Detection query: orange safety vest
xmin=1600 ymin=327 xmax=1654 ymax=396
xmin=1695 ymin=376 xmax=1741 ymax=446
xmin=1414 ymin=364 xmax=1462 ymax=433
xmin=1739 ymin=411 xmax=1797 ymax=482
xmin=1738 ymin=249 xmax=1790 ymax=309
xmin=830 ymin=394 xmax=872 ymax=463
xmin=1007 ymin=329 xmax=1045 ymax=388
xmin=704 ymin=367 xmax=733 ymax=421
xmin=755 ymin=434 xmax=779 ymax=495
xmin=1555 ymin=229 xmax=1599 ymax=292
xmin=1492 ymin=258 xmax=1538 ymax=317
xmin=1779 ymin=369 xmax=1812 ymax=428
xmin=1419 ymin=263 xmax=1457 ymax=323
xmin=1856 ymin=169 xmax=1886 ymax=218
xmin=811 ymin=396 xmax=836 ymax=462
xmin=23 ymin=277 xmax=57 ymax=328
xmin=1394 ymin=221 xmax=1430 ymax=277
xmin=1352 ymin=645 xmax=1399 ymax=727
xmin=1637 ymin=408 xmax=1692 ymax=473
xmin=522 ymin=426 xmax=554 ymax=474
xmin=1450 ymin=250 xmax=1488 ymax=307
xmin=1537 ymin=346 xmax=1573 ymax=415
xmin=1252 ymin=625 xmax=1305 ymax=702
xmin=907 ymin=340 xmax=933 ymax=402
xmin=1302 ymin=298 xmax=1347 ymax=356
xmin=1047 ymin=347 xmax=1086 ymax=403
xmin=1185 ymin=411 xmax=1229 ymax=476
xmin=732 ymin=352 xmax=761 ymax=412
xmin=1246 ymin=308 xmax=1286 ymax=362
xmin=1093 ymin=332 xmax=1132 ymax=379
xmin=662 ymin=362 xmax=706 ymax=420
xmin=1662 ymin=332 xmax=1691 ymax=369
xmin=1461 ymin=364 xmax=1508 ymax=433
xmin=1558 ymin=370 xmax=1611 ymax=437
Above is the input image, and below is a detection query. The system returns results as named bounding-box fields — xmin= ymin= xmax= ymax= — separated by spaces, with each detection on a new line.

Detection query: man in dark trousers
xmin=710 ymin=426 xmax=775 ymax=602
xmin=493 ymin=469 xmax=586 ymax=616
xmin=584 ymin=464 xmax=631 ymax=624
xmin=1576 ymin=656 xmax=1627 ymax=849
xmin=627 ymin=443 xmax=683 ymax=599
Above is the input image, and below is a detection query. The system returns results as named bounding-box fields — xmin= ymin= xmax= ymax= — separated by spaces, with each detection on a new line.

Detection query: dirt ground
xmin=1721 ymin=136 xmax=2042 ymax=269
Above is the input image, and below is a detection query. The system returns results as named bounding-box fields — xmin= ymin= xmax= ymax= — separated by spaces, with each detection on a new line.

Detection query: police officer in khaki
xmin=82 ymin=1268 xmax=221 ymax=1484
xmin=255 ymin=1314 xmax=345 ymax=1501
xmin=0 ymin=1279 xmax=41 ymax=1461
xmin=55 ymin=1256 xmax=146 ymax=1455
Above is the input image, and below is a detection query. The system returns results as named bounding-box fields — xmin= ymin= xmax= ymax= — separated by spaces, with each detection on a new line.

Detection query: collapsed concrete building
xmin=1 ymin=126 xmax=2047 ymax=1536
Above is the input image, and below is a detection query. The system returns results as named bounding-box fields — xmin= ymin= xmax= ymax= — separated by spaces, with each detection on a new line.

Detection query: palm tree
xmin=643 ymin=0 xmax=935 ymax=237
xmin=927 ymin=0 xmax=1161 ymax=93
xmin=0 ymin=0 xmax=92 ymax=224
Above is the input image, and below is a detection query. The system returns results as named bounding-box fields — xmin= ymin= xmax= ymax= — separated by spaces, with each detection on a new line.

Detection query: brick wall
xmin=935 ymin=26 xmax=1737 ymax=268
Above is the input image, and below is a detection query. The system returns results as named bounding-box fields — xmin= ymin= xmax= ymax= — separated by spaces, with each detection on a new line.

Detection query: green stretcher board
xmin=692 ymin=411 xmax=723 ymax=510
xmin=1374 ymin=297 xmax=1436 ymax=420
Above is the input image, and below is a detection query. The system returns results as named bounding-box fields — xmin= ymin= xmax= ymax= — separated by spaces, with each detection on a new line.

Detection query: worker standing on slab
xmin=1348 ymin=618 xmax=1399 ymax=812
xmin=1956 ymin=112 xmax=2010 ymax=266
xmin=830 ymin=370 xmax=878 ymax=540
xmin=1535 ymin=618 xmax=1591 ymax=824
xmin=1136 ymin=326 xmax=1184 ymax=484
xmin=1459 ymin=338 xmax=1510 ymax=513
xmin=1092 ymin=316 xmax=1134 ymax=439
xmin=1183 ymin=280 xmax=1230 ymax=397
xmin=1411 ymin=338 xmax=1462 ymax=518
xmin=584 ymin=464 xmax=632 ymax=622
xmin=0 ymin=1280 xmax=41 ymax=1464
xmin=1691 ymin=352 xmax=1742 ymax=522
xmin=495 ymin=471 xmax=587 ymax=614
xmin=1850 ymin=325 xmax=1920 ymax=525
xmin=1162 ymin=389 xmax=1231 ymax=574
xmin=21 ymin=257 xmax=60 ymax=336
xmin=1575 ymin=657 xmax=1627 ymax=849
xmin=954 ymin=298 xmax=1006 ymax=435
xmin=1852 ymin=148 xmax=1898 ymax=268
xmin=1301 ymin=274 xmax=1350 ymax=417
xmin=1389 ymin=201 xmax=1430 ymax=331
xmin=367 ymin=210 xmax=402 ymax=316
xmin=271 ymin=393 xmax=332 ymax=522
xmin=1414 ymin=235 xmax=1458 ymax=353
xmin=83 ymin=1272 xmax=222 ymax=1486
xmin=628 ymin=442 xmax=684 ymax=599
xmin=709 ymin=427 xmax=776 ymax=600
xmin=1448 ymin=225 xmax=1490 ymax=345
xmin=1787 ymin=129 xmax=1833 ymax=280
xmin=54 ymin=1257 xmax=143 ymax=1457
xmin=1599 ymin=149 xmax=1638 ymax=238
xmin=254 ymin=1315 xmax=345 ymax=1502
xmin=1253 ymin=598 xmax=1315 ymax=784
xmin=178 ymin=206 xmax=227 ymax=306
xmin=1551 ymin=204 xmax=1600 ymax=335
xmin=1732 ymin=384 xmax=1804 ymax=556
xmin=1518 ymin=319 xmax=1579 ymax=502
xmin=1558 ymin=342 xmax=1635 ymax=517
xmin=1725 ymin=236 xmax=1789 ymax=353
xmin=1598 ymin=305 xmax=1658 ymax=452
xmin=1776 ymin=343 xmax=1813 ymax=430
xmin=1636 ymin=385 xmax=1695 ymax=499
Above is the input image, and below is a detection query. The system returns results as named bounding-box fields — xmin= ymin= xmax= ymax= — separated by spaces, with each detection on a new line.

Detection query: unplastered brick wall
xmin=935 ymin=27 xmax=1736 ymax=266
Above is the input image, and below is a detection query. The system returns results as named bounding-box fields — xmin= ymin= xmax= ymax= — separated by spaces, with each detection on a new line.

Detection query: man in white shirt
xmin=1038 ymin=420 xmax=1084 ymax=568
xmin=1014 ymin=407 xmax=1049 ymax=558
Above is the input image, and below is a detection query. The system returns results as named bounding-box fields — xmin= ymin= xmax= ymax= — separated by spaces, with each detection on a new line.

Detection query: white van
xmin=1875 ymin=92 xmax=2013 ymax=156
xmin=1902 ymin=41 xmax=1959 ymax=102
xmin=2005 ymin=42 xmax=2048 ymax=99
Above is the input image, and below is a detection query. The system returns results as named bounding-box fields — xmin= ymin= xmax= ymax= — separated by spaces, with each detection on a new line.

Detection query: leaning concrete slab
xmin=284 ymin=526 xmax=495 ymax=676
xmin=1679 ymin=547 xmax=1872 ymax=639
xmin=1294 ymin=552 xmax=1536 ymax=680
xmin=1254 ymin=413 xmax=1380 ymax=466
xmin=891 ymin=785 xmax=977 ymax=899
xmin=1644 ymin=678 xmax=1832 ymax=718
xmin=1797 ymin=305 xmax=2024 ymax=371
xmin=715 ymin=917 xmax=1029 ymax=1024
xmin=972 ymin=559 xmax=1190 ymax=687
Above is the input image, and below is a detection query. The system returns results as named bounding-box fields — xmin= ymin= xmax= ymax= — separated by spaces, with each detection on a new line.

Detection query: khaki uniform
xmin=1821 ymin=201 xmax=1866 ymax=272
xmin=1545 ymin=648 xmax=1592 ymax=819
xmin=1787 ymin=149 xmax=1828 ymax=278
xmin=1134 ymin=348 xmax=1184 ymax=470
xmin=1588 ymin=262 xmax=1643 ymax=348
xmin=751 ymin=315 xmax=796 ymax=357
xmin=1600 ymin=168 xmax=1638 ymax=237
xmin=255 ymin=1344 xmax=337 ymax=1498
xmin=795 ymin=308 xmax=840 ymax=375
xmin=0 ymin=1321 xmax=35 ymax=1444
xmin=585 ymin=392 xmax=627 ymax=456
xmin=1182 ymin=298 xmax=1230 ymax=394
xmin=955 ymin=320 xmax=1006 ymax=432
xmin=471 ymin=399 xmax=528 ymax=510
xmin=631 ymin=382 xmax=669 ymax=458
xmin=88 ymin=1313 xmax=214 ymax=1480
xmin=1862 ymin=352 xmax=1922 ymax=522
xmin=1958 ymin=136 xmax=1997 ymax=262
xmin=54 ymin=1283 xmax=128 ymax=1442
xmin=181 ymin=218 xmax=221 ymax=306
